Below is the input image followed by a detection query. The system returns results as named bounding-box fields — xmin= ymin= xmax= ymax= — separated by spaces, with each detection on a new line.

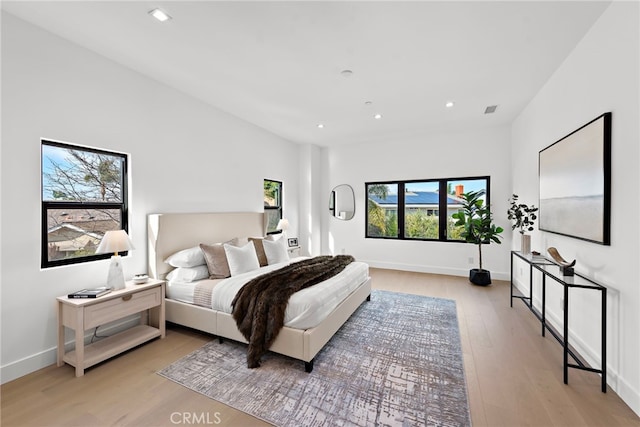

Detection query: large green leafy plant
xmin=452 ymin=190 xmax=503 ymax=271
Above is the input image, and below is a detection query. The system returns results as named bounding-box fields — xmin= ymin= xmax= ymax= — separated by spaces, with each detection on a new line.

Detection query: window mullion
xmin=398 ymin=182 xmax=405 ymax=238
xmin=438 ymin=180 xmax=448 ymax=240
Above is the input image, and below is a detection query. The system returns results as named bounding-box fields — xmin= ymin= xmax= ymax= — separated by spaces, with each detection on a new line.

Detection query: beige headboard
xmin=148 ymin=212 xmax=265 ymax=280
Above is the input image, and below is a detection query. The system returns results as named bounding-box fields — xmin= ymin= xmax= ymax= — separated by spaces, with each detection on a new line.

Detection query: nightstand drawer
xmin=84 ymin=287 xmax=161 ymax=329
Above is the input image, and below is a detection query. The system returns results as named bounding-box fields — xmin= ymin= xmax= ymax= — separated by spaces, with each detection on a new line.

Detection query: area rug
xmin=158 ymin=290 xmax=470 ymax=426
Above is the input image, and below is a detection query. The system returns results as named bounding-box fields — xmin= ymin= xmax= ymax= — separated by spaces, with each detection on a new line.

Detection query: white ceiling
xmin=2 ymin=1 xmax=611 ymax=147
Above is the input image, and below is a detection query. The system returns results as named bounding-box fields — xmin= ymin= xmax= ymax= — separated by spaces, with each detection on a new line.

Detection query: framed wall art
xmin=538 ymin=112 xmax=611 ymax=245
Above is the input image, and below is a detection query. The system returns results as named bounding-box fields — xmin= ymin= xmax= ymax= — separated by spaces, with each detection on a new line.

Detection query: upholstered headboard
xmin=147 ymin=212 xmax=265 ymax=280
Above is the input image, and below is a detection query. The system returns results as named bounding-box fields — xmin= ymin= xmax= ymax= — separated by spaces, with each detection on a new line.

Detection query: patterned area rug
xmin=158 ymin=290 xmax=470 ymax=426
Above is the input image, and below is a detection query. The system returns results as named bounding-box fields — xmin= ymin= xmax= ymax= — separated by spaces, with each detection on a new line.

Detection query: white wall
xmin=510 ymin=1 xmax=639 ymax=415
xmin=321 ymin=126 xmax=513 ymax=279
xmin=0 ymin=13 xmax=301 ymax=382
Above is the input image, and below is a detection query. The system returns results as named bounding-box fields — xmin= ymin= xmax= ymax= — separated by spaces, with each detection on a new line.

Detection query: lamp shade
xmin=276 ymin=218 xmax=289 ymax=231
xmin=96 ymin=230 xmax=135 ymax=255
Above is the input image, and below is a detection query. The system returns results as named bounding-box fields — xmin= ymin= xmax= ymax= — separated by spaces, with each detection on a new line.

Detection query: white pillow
xmin=164 ymin=246 xmax=206 ymax=268
xmin=224 ymin=242 xmax=260 ymax=276
xmin=166 ymin=265 xmax=210 ymax=283
xmin=263 ymin=237 xmax=290 ymax=265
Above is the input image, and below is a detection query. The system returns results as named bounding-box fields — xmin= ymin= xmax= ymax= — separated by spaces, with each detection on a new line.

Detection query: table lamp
xmin=96 ymin=230 xmax=135 ymax=290
xmin=276 ymin=218 xmax=289 ymax=234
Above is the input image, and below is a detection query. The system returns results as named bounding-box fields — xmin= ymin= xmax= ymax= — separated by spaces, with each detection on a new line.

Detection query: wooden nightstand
xmin=57 ymin=279 xmax=165 ymax=377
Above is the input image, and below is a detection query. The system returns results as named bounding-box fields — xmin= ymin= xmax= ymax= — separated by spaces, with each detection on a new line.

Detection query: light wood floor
xmin=2 ymin=268 xmax=639 ymax=426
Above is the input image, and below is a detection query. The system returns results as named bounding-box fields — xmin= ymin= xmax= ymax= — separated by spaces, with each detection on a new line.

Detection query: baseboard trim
xmin=1 ymin=316 xmax=141 ymax=384
xmin=363 ymin=259 xmax=510 ymax=281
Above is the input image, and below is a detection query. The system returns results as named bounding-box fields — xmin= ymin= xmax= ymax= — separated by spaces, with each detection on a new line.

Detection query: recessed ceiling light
xmin=445 ymin=101 xmax=455 ymax=108
xmin=374 ymin=113 xmax=383 ymax=120
xmin=340 ymin=70 xmax=353 ymax=78
xmin=317 ymin=124 xmax=324 ymax=129
xmin=364 ymin=101 xmax=373 ymax=106
xmin=149 ymin=8 xmax=172 ymax=22
xmin=484 ymin=105 xmax=498 ymax=114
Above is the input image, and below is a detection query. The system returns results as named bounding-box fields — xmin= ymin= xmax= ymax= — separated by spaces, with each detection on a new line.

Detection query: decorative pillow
xmin=248 ymin=236 xmax=275 ymax=267
xmin=166 ymin=265 xmax=210 ymax=282
xmin=224 ymin=242 xmax=260 ymax=276
xmin=263 ymin=237 xmax=290 ymax=265
xmin=164 ymin=246 xmax=206 ymax=268
xmin=200 ymin=242 xmax=232 ymax=279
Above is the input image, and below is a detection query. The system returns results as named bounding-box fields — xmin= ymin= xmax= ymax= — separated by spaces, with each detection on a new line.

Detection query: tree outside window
xmin=367 ymin=183 xmax=398 ymax=238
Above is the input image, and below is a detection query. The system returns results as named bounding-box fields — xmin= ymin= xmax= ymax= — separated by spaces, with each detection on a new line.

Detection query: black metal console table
xmin=510 ymin=250 xmax=607 ymax=392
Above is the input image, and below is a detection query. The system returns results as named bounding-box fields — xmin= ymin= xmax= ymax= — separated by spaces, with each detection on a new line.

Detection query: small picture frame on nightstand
xmin=287 ymin=238 xmax=298 ymax=247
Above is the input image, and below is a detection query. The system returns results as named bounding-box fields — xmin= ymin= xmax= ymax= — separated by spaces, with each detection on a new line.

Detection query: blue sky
xmin=41 ymin=144 xmax=69 ymax=175
xmin=388 ymin=179 xmax=487 ymax=194
xmin=42 ymin=145 xmax=72 ymax=199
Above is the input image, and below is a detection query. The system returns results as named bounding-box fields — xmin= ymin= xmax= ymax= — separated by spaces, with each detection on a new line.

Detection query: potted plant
xmin=452 ymin=190 xmax=504 ymax=285
xmin=506 ymin=194 xmax=538 ymax=254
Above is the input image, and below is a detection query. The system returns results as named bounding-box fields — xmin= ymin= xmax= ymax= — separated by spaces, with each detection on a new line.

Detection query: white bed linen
xmin=167 ymin=257 xmax=369 ymax=330
xmin=166 ymin=278 xmax=224 ymax=304
xmin=165 ymin=280 xmax=197 ymax=304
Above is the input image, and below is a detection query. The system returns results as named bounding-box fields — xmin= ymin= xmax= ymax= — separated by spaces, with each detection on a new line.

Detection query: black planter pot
xmin=469 ymin=269 xmax=492 ymax=286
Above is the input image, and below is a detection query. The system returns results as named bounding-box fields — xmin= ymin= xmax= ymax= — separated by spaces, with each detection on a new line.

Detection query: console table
xmin=510 ymin=251 xmax=607 ymax=392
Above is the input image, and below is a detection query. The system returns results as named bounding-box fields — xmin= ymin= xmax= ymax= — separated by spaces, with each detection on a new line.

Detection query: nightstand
xmin=57 ymin=279 xmax=165 ymax=377
xmin=287 ymin=246 xmax=301 ymax=257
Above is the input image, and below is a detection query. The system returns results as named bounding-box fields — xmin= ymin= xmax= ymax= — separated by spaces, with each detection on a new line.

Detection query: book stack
xmin=68 ymin=287 xmax=111 ymax=299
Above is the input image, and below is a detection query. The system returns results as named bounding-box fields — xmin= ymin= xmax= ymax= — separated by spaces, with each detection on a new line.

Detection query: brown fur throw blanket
xmin=231 ymin=255 xmax=354 ymax=368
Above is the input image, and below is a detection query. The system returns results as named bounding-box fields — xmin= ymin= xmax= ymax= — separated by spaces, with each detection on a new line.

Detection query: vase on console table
xmin=520 ymin=234 xmax=531 ymax=255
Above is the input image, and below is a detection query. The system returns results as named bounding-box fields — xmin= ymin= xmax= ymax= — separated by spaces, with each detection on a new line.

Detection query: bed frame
xmin=147 ymin=212 xmax=371 ymax=371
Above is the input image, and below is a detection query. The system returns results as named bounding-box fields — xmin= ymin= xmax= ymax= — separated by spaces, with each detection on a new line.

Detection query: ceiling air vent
xmin=484 ymin=105 xmax=498 ymax=114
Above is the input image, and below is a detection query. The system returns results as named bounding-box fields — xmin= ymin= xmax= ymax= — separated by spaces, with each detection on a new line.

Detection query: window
xmin=263 ymin=179 xmax=282 ymax=234
xmin=366 ymin=176 xmax=490 ymax=242
xmin=41 ymin=140 xmax=128 ymax=268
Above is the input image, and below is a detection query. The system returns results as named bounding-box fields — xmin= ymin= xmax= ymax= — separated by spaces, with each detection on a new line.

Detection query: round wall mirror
xmin=329 ymin=184 xmax=355 ymax=220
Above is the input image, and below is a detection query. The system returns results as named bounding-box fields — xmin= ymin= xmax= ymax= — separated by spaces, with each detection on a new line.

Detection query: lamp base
xmin=106 ymin=255 xmax=126 ymax=290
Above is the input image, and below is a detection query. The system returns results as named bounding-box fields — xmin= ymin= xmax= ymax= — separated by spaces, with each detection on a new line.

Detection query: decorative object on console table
xmin=96 ymin=229 xmax=135 ymax=290
xmin=547 ymin=247 xmax=576 ymax=276
xmin=452 ymin=190 xmax=504 ymax=286
xmin=507 ymin=194 xmax=538 ymax=255
xmin=520 ymin=234 xmax=531 ymax=255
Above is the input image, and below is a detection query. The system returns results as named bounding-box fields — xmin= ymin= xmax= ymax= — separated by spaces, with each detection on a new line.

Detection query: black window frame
xmin=263 ymin=178 xmax=283 ymax=235
xmin=365 ymin=176 xmax=491 ymax=242
xmin=41 ymin=139 xmax=129 ymax=268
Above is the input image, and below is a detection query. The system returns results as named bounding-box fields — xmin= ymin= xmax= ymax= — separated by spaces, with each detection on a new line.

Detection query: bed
xmin=147 ymin=212 xmax=371 ymax=371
